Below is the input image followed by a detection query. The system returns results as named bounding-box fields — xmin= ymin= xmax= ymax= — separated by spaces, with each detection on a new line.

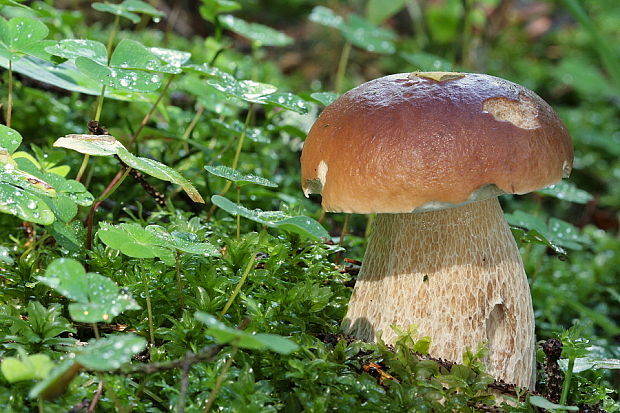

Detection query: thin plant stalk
xmin=175 ymin=250 xmax=185 ymax=307
xmin=560 ymin=356 xmax=575 ymax=405
xmin=6 ymin=60 xmax=13 ymax=127
xmin=207 ymin=107 xmax=253 ymax=219
xmin=94 ymin=85 xmax=106 ymax=122
xmin=334 ymin=41 xmax=351 ymax=94
xmin=236 ymin=186 xmax=241 ymax=240
xmin=75 ymin=154 xmax=91 ymax=183
xmin=180 ymin=104 xmax=205 ymax=152
xmin=203 ymin=342 xmax=239 ymax=413
xmin=106 ymin=15 xmax=120 ymax=57
xmin=142 ymin=269 xmax=155 ymax=346
xmin=85 ymin=166 xmax=132 ymax=250
xmin=230 ymin=106 xmax=253 ymax=171
xmin=220 ymin=254 xmax=256 ymax=317
xmin=79 ymin=14 xmax=119 ymax=182
xmin=335 ymin=214 xmax=350 ymax=264
xmin=130 ymin=74 xmax=176 ymax=149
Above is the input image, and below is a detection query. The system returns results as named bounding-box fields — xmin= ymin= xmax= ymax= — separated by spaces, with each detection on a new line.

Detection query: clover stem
xmin=203 ymin=341 xmax=239 ymax=413
xmin=92 ymin=323 xmax=100 ymax=339
xmin=560 ymin=356 xmax=575 ymax=405
xmin=334 ymin=41 xmax=351 ymax=94
xmin=85 ymin=166 xmax=132 ymax=250
xmin=143 ymin=270 xmax=155 ymax=346
xmin=207 ymin=107 xmax=253 ymax=219
xmin=6 ymin=60 xmax=13 ymax=128
xmin=180 ymin=104 xmax=205 ymax=152
xmin=75 ymin=155 xmax=90 ymax=182
xmin=335 ymin=214 xmax=350 ymax=264
xmin=106 ymin=15 xmax=120 ymax=58
xmin=236 ymin=186 xmax=241 ymax=241
xmin=79 ymin=84 xmax=107 ymax=182
xmin=94 ymin=86 xmax=106 ymax=122
xmin=130 ymin=74 xmax=176 ymax=150
xmin=220 ymin=254 xmax=255 ymax=317
xmin=231 ymin=105 xmax=253 ymax=171
xmin=175 ymin=250 xmax=185 ymax=307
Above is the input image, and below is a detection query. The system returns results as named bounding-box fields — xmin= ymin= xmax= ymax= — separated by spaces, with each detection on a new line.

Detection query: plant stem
xmin=85 ymin=166 xmax=132 ymax=250
xmin=92 ymin=323 xmax=100 ymax=339
xmin=6 ymin=60 xmax=13 ymax=128
xmin=334 ymin=41 xmax=351 ymax=94
xmin=180 ymin=105 xmax=205 ymax=151
xmin=94 ymin=86 xmax=106 ymax=122
xmin=78 ymin=83 xmax=106 ymax=182
xmin=559 ymin=356 xmax=575 ymax=405
xmin=106 ymin=15 xmax=120 ymax=58
xmin=143 ymin=271 xmax=155 ymax=346
xmin=76 ymin=155 xmax=91 ymax=182
xmin=220 ymin=254 xmax=256 ymax=317
xmin=175 ymin=250 xmax=185 ymax=307
xmin=236 ymin=186 xmax=241 ymax=241
xmin=203 ymin=343 xmax=239 ymax=413
xmin=130 ymin=74 xmax=176 ymax=149
xmin=207 ymin=107 xmax=253 ymax=219
xmin=230 ymin=106 xmax=253 ymax=171
xmin=335 ymin=214 xmax=350 ymax=264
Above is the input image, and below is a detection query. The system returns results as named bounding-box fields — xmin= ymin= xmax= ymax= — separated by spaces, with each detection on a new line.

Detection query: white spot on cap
xmin=483 ymin=94 xmax=540 ymax=130
xmin=562 ymin=160 xmax=572 ymax=178
xmin=302 ymin=160 xmax=329 ymax=197
xmin=317 ymin=160 xmax=328 ymax=186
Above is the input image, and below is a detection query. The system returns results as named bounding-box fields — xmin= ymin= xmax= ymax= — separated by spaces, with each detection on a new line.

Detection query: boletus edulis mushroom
xmin=300 ymin=72 xmax=573 ymax=389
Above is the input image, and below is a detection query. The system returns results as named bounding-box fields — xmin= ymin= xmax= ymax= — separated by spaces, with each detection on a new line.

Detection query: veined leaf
xmin=0 ymin=17 xmax=55 ymax=61
xmin=219 ymin=14 xmax=293 ymax=47
xmin=0 ymin=125 xmax=23 ymax=153
xmin=145 ymin=225 xmax=220 ymax=256
xmin=76 ymin=334 xmax=147 ymax=370
xmin=205 ymin=165 xmax=277 ymax=187
xmin=53 ymin=134 xmax=125 ymax=156
xmin=537 ymin=181 xmax=593 ymax=204
xmin=75 ymin=56 xmax=163 ymax=93
xmin=211 ymin=195 xmax=328 ymax=240
xmin=98 ymin=222 xmax=176 ymax=265
xmin=117 ymin=148 xmax=205 ymax=203
xmin=46 ymin=39 xmax=108 ymax=65
xmin=92 ymin=0 xmax=163 ymax=23
xmin=195 ymin=312 xmax=299 ymax=354
xmin=0 ymin=182 xmax=54 ymax=225
xmin=38 ymin=258 xmax=141 ymax=323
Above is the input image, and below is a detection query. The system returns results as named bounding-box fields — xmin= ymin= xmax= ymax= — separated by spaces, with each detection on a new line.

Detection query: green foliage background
xmin=0 ymin=0 xmax=619 ymax=411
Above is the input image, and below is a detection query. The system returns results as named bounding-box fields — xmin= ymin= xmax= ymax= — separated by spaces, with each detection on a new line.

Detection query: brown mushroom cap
xmin=300 ymin=72 xmax=573 ymax=213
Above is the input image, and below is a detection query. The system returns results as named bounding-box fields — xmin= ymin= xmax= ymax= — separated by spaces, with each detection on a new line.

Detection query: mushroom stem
xmin=343 ymin=197 xmax=535 ymax=389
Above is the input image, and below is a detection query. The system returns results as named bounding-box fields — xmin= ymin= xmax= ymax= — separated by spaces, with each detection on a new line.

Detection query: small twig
xmin=87 ymin=380 xmax=104 ymax=413
xmin=176 ymin=353 xmax=192 ymax=413
xmin=68 ymin=398 xmax=91 ymax=413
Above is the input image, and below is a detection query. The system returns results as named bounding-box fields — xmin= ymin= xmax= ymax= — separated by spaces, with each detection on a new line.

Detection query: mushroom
xmin=300 ymin=72 xmax=573 ymax=389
